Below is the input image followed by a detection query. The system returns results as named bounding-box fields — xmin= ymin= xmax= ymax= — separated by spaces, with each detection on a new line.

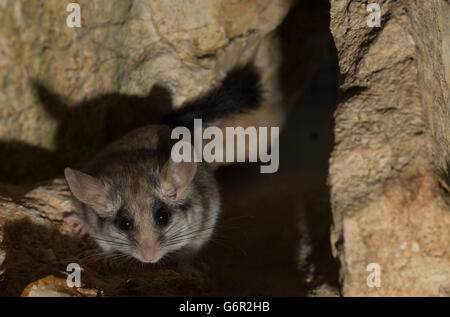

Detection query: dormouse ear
xmin=64 ymin=168 xmax=113 ymax=215
xmin=160 ymin=158 xmax=197 ymax=201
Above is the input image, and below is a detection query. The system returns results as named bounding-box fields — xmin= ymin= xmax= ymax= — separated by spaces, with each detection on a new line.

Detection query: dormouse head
xmin=64 ymin=152 xmax=204 ymax=264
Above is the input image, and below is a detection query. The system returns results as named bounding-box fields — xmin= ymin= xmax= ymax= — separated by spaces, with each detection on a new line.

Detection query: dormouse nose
xmin=139 ymin=242 xmax=158 ymax=263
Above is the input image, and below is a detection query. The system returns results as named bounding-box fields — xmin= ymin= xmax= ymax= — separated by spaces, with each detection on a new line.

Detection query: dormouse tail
xmin=163 ymin=64 xmax=262 ymax=129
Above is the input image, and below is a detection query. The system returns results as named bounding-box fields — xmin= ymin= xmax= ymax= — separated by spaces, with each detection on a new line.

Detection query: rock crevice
xmin=329 ymin=0 xmax=449 ymax=296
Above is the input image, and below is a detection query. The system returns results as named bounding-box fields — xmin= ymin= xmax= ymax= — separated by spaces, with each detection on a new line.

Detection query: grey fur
xmin=66 ymin=125 xmax=220 ymax=264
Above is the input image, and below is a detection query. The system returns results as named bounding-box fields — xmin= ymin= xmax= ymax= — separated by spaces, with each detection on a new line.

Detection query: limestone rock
xmin=0 ymin=0 xmax=292 ymax=184
xmin=329 ymin=0 xmax=450 ymax=296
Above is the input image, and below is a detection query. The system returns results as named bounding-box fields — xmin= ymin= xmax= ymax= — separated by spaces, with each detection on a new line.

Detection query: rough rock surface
xmin=329 ymin=0 xmax=450 ymax=296
xmin=0 ymin=0 xmax=292 ymax=184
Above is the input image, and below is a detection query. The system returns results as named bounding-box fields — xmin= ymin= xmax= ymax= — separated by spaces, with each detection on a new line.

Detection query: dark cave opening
xmin=210 ymin=54 xmax=340 ymax=296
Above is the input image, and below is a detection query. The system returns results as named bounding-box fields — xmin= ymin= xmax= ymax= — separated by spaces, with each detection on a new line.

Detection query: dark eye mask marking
xmin=114 ymin=207 xmax=135 ymax=234
xmin=152 ymin=200 xmax=172 ymax=227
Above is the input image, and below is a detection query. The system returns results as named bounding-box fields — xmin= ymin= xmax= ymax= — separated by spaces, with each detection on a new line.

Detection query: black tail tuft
xmin=163 ymin=64 xmax=262 ymax=128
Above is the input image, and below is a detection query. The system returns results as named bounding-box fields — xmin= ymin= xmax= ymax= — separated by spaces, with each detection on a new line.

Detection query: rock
xmin=0 ymin=0 xmax=292 ymax=184
xmin=329 ymin=0 xmax=450 ymax=296
xmin=308 ymin=283 xmax=340 ymax=297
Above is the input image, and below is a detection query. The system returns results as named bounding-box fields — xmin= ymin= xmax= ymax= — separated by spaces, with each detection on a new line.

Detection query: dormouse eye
xmin=114 ymin=209 xmax=134 ymax=232
xmin=154 ymin=207 xmax=171 ymax=227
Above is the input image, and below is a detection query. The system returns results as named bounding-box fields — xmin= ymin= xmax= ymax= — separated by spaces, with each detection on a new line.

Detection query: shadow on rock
xmin=0 ymin=84 xmax=173 ymax=184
